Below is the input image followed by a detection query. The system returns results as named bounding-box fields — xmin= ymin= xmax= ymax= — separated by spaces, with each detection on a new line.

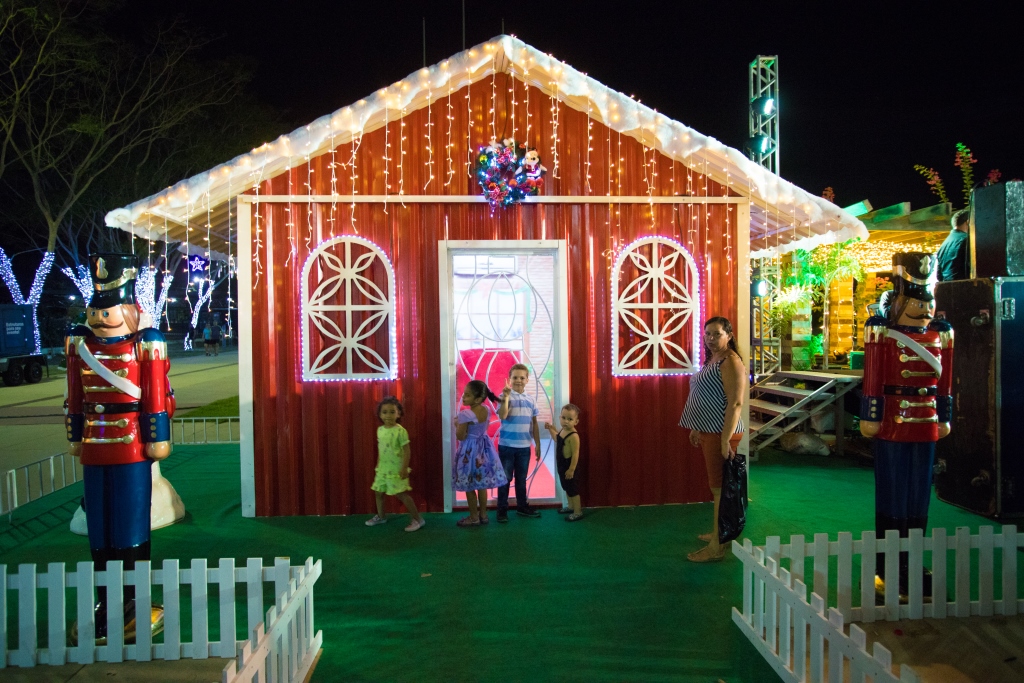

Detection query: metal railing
xmin=171 ymin=416 xmax=240 ymax=444
xmin=2 ymin=452 xmax=83 ymax=520
xmin=1 ymin=417 xmax=239 ymax=520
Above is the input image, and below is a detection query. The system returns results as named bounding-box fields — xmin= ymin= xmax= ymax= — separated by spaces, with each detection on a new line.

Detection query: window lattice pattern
xmin=301 ymin=236 xmax=396 ymax=381
xmin=612 ymin=237 xmax=700 ymax=376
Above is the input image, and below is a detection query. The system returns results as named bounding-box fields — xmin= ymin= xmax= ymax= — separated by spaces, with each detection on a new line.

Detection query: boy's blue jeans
xmin=497 ymin=445 xmax=532 ymax=512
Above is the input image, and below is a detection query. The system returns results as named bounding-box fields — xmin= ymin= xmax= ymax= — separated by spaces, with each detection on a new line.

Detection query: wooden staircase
xmin=748 ymin=370 xmax=862 ymax=456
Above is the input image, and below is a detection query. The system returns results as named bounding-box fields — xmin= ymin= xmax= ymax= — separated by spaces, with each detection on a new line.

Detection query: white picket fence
xmin=732 ymin=525 xmax=1024 ymax=683
xmin=172 ymin=417 xmax=241 ymax=444
xmin=0 ymin=555 xmax=322 ymax=683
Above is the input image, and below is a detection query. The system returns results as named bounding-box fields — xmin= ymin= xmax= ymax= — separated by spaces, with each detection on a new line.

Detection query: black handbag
xmin=718 ymin=452 xmax=748 ymax=544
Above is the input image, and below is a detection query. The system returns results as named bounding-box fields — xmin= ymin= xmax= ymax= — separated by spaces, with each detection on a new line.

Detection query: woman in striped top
xmin=679 ymin=316 xmax=747 ymax=562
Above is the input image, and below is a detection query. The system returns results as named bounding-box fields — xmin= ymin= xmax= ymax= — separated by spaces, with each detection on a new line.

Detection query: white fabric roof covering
xmin=106 ymin=35 xmax=866 ymax=257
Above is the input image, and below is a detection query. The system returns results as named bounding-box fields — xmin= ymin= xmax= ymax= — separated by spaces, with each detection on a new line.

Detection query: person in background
xmin=202 ymin=322 xmax=213 ymax=356
xmin=936 ymin=207 xmax=970 ymax=282
xmin=544 ymin=403 xmax=584 ymax=521
xmin=678 ymin=316 xmax=747 ymax=563
xmin=209 ymin=318 xmax=222 ymax=357
xmin=365 ymin=396 xmax=425 ymax=532
xmin=496 ymin=363 xmax=543 ymax=523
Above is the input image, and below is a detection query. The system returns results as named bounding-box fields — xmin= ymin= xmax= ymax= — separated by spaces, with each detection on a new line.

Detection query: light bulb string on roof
xmin=490 ymin=54 xmax=497 ymax=140
xmin=465 ymin=64 xmax=472 ymax=180
xmin=251 ymin=147 xmax=268 ymax=288
xmin=423 ymin=79 xmax=434 ymax=191
xmin=382 ymin=103 xmax=391 ymax=214
xmin=304 ymin=125 xmax=314 ymax=249
xmin=398 ymin=106 xmax=407 ymax=208
xmin=444 ymin=69 xmax=455 ymax=187
xmin=330 ymin=125 xmax=339 ymax=233
xmin=349 ymin=122 xmax=363 ymax=232
xmin=585 ymin=90 xmax=593 ymax=194
xmin=549 ymin=79 xmax=559 ymax=178
xmin=284 ymin=158 xmax=296 ymax=266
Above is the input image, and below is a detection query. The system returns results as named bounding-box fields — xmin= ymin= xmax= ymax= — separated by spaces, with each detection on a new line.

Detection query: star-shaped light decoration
xmin=188 ymin=255 xmax=209 ymax=273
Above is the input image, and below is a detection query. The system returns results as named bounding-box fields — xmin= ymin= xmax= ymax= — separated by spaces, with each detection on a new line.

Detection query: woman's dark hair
xmin=465 ymin=380 xmax=500 ymax=403
xmin=377 ymin=396 xmax=404 ymax=421
xmin=704 ymin=316 xmax=742 ymax=361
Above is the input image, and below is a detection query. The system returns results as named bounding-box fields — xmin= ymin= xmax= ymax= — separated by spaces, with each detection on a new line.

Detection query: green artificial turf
xmin=0 ymin=445 xmax=1015 ymax=682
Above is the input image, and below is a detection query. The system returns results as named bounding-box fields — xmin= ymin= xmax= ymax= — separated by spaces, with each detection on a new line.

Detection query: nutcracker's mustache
xmin=88 ymin=321 xmax=121 ymax=329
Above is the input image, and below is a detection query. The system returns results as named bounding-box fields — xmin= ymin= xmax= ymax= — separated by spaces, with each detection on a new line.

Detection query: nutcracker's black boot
xmin=908 ymin=516 xmax=935 ymax=600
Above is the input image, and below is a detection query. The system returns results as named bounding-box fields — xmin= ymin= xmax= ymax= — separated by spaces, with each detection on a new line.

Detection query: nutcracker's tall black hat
xmin=891 ymin=252 xmax=935 ymax=302
xmin=89 ymin=253 xmax=139 ymax=309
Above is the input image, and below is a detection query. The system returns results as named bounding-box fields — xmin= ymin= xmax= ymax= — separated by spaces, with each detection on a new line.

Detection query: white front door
xmin=438 ymin=240 xmax=570 ymax=512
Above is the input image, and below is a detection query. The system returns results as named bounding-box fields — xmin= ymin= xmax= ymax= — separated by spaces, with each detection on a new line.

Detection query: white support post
xmin=954 ymin=526 xmax=971 ymax=618
xmin=736 ymin=201 xmax=751 ymax=464
xmin=931 ymin=527 xmax=947 ymax=619
xmin=978 ymin=525 xmax=994 ymax=616
xmin=236 ymin=197 xmax=256 ymax=517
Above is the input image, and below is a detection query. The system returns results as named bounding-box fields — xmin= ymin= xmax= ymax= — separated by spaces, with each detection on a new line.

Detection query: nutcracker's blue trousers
xmin=83 ymin=461 xmax=152 ymax=551
xmin=873 ymin=439 xmax=935 ymax=523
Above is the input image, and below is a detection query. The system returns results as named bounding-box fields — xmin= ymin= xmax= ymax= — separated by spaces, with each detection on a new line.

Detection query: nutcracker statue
xmin=65 ymin=254 xmax=172 ymax=642
xmin=860 ymin=252 xmax=953 ymax=598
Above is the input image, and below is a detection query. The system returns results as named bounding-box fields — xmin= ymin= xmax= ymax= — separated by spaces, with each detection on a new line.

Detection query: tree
xmin=798 ymin=241 xmax=864 ymax=370
xmin=1 ymin=1 xmax=250 ymax=350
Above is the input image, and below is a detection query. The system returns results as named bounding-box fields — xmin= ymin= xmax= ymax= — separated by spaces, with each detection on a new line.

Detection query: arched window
xmin=611 ymin=236 xmax=700 ymax=376
xmin=301 ymin=236 xmax=396 ymax=381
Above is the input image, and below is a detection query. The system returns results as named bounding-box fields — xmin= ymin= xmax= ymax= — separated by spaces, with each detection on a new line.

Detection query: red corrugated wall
xmin=248 ymin=74 xmax=739 ymax=515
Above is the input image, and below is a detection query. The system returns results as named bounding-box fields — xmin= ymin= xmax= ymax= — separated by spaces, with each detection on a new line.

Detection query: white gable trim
xmin=106 ymin=35 xmax=865 ymax=255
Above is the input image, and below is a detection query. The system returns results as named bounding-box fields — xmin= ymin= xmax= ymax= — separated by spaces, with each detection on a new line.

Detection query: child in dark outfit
xmin=544 ymin=403 xmax=583 ymax=521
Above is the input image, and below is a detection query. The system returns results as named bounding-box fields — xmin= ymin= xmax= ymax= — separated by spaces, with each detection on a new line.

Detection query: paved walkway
xmin=0 ymin=349 xmax=239 ymax=472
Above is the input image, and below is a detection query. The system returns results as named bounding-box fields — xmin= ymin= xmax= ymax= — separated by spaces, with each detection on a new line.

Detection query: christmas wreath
xmin=475 ymin=137 xmax=547 ymax=210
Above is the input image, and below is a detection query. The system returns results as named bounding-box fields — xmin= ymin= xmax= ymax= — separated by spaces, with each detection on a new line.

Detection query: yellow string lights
xmin=423 ymin=78 xmax=434 ymax=191
xmin=444 ymin=66 xmax=455 ymax=187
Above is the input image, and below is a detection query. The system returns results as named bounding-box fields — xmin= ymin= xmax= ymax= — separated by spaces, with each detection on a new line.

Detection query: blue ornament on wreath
xmin=475 ymin=137 xmax=546 ymax=211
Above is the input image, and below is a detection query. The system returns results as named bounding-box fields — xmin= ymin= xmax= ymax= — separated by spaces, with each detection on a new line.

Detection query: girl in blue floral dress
xmin=453 ymin=380 xmax=508 ymax=526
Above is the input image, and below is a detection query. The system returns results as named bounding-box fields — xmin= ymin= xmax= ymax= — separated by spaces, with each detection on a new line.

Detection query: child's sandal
xmin=456 ymin=516 xmax=480 ymax=527
xmin=565 ymin=512 xmax=584 ymax=522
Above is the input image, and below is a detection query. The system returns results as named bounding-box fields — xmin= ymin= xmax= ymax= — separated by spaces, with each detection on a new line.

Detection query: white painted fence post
xmin=837 ymin=532 xmax=853 ymax=622
xmin=790 ymin=534 xmax=806 ymax=585
xmin=135 ymin=560 xmax=153 ymax=662
xmin=778 ymin=566 xmax=792 ymax=674
xmin=246 ymin=557 xmax=263 ymax=636
xmin=45 ymin=563 xmax=66 ymax=665
xmin=1001 ymin=525 xmax=1018 ymax=616
xmin=73 ymin=561 xmax=95 ymax=664
xmin=931 ymin=527 xmax=947 ymax=619
xmin=162 ymin=558 xmax=181 ymax=660
xmin=794 ymin=578 xmax=808 ymax=682
xmin=860 ymin=530 xmax=876 ymax=624
xmin=191 ymin=558 xmax=209 ymax=659
xmin=754 ymin=547 xmax=765 ymax=639
xmin=218 ymin=558 xmax=237 ymax=659
xmin=849 ymin=623 xmax=868 ymax=683
xmin=104 ymin=560 xmax=125 ymax=663
xmin=884 ymin=530 xmax=900 ymax=620
xmin=954 ymin=526 xmax=970 ymax=618
xmin=810 ymin=593 xmax=825 ymax=683
xmin=908 ymin=529 xmax=924 ymax=620
xmin=765 ymin=557 xmax=778 ymax=655
xmin=0 ymin=563 xmax=7 ymax=668
xmin=740 ymin=539 xmax=753 ymax=624
xmin=813 ymin=533 xmax=829 ymax=605
xmin=827 ymin=607 xmax=844 ymax=683
xmin=978 ymin=526 xmax=994 ymax=617
xmin=15 ymin=563 xmax=37 ymax=667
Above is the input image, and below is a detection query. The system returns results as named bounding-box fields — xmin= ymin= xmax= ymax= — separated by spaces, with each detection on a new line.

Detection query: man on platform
xmin=860 ymin=253 xmax=953 ymax=599
xmin=936 ymin=208 xmax=970 ymax=282
xmin=66 ymin=254 xmax=172 ymax=643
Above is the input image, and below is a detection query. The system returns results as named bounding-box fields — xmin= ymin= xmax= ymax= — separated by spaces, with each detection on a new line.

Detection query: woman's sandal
xmin=697 ymin=532 xmax=714 ymax=543
xmin=687 ymin=545 xmax=726 ymax=563
xmin=456 ymin=516 xmax=480 ymax=527
xmin=565 ymin=512 xmax=583 ymax=522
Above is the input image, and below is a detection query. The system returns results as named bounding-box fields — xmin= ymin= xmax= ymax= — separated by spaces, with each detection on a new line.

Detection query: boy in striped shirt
xmin=496 ymin=363 xmax=542 ymax=523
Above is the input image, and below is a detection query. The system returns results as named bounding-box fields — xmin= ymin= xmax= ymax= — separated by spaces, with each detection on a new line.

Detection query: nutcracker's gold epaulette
xmin=864 ymin=315 xmax=889 ymax=344
xmin=135 ymin=327 xmax=168 ymax=360
xmin=929 ymin=319 xmax=954 ymax=349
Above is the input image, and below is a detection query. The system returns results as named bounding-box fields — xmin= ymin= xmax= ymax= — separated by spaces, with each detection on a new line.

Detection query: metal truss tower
xmin=749 ymin=56 xmax=782 ymax=376
xmin=748 ymin=56 xmax=779 ymax=175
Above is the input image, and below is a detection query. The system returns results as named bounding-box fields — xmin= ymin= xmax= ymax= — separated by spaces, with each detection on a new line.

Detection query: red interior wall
xmin=249 ymin=76 xmax=739 ymax=516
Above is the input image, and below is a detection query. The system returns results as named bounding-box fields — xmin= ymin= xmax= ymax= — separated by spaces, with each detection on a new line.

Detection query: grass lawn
xmin=178 ymin=395 xmax=239 ymax=418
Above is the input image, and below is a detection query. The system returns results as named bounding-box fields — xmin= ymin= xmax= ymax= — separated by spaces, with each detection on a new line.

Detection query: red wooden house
xmin=107 ymin=36 xmax=865 ymax=517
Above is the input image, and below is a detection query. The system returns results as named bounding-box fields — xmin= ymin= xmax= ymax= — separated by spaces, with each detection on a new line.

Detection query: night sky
xmin=132 ymin=1 xmax=1021 ymax=212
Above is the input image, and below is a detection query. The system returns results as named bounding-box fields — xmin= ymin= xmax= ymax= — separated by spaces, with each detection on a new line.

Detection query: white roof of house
xmin=106 ymin=35 xmax=866 ymax=258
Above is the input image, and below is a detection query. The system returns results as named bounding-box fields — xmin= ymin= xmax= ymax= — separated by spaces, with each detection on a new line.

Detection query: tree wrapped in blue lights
xmin=475 ymin=137 xmax=546 ymax=211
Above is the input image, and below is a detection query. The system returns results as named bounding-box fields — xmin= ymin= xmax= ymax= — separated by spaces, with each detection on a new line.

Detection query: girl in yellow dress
xmin=366 ymin=397 xmax=425 ymax=532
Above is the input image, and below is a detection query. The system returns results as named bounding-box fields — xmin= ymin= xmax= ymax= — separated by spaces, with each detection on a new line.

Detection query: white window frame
xmin=611 ymin=236 xmax=701 ymax=377
xmin=300 ymin=235 xmax=397 ymax=382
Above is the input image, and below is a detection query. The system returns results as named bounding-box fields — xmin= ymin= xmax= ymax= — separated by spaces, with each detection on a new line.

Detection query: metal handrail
xmin=171 ymin=416 xmax=240 ymax=444
xmin=2 ymin=452 xmax=83 ymax=520
xmin=1 ymin=416 xmax=240 ymax=520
